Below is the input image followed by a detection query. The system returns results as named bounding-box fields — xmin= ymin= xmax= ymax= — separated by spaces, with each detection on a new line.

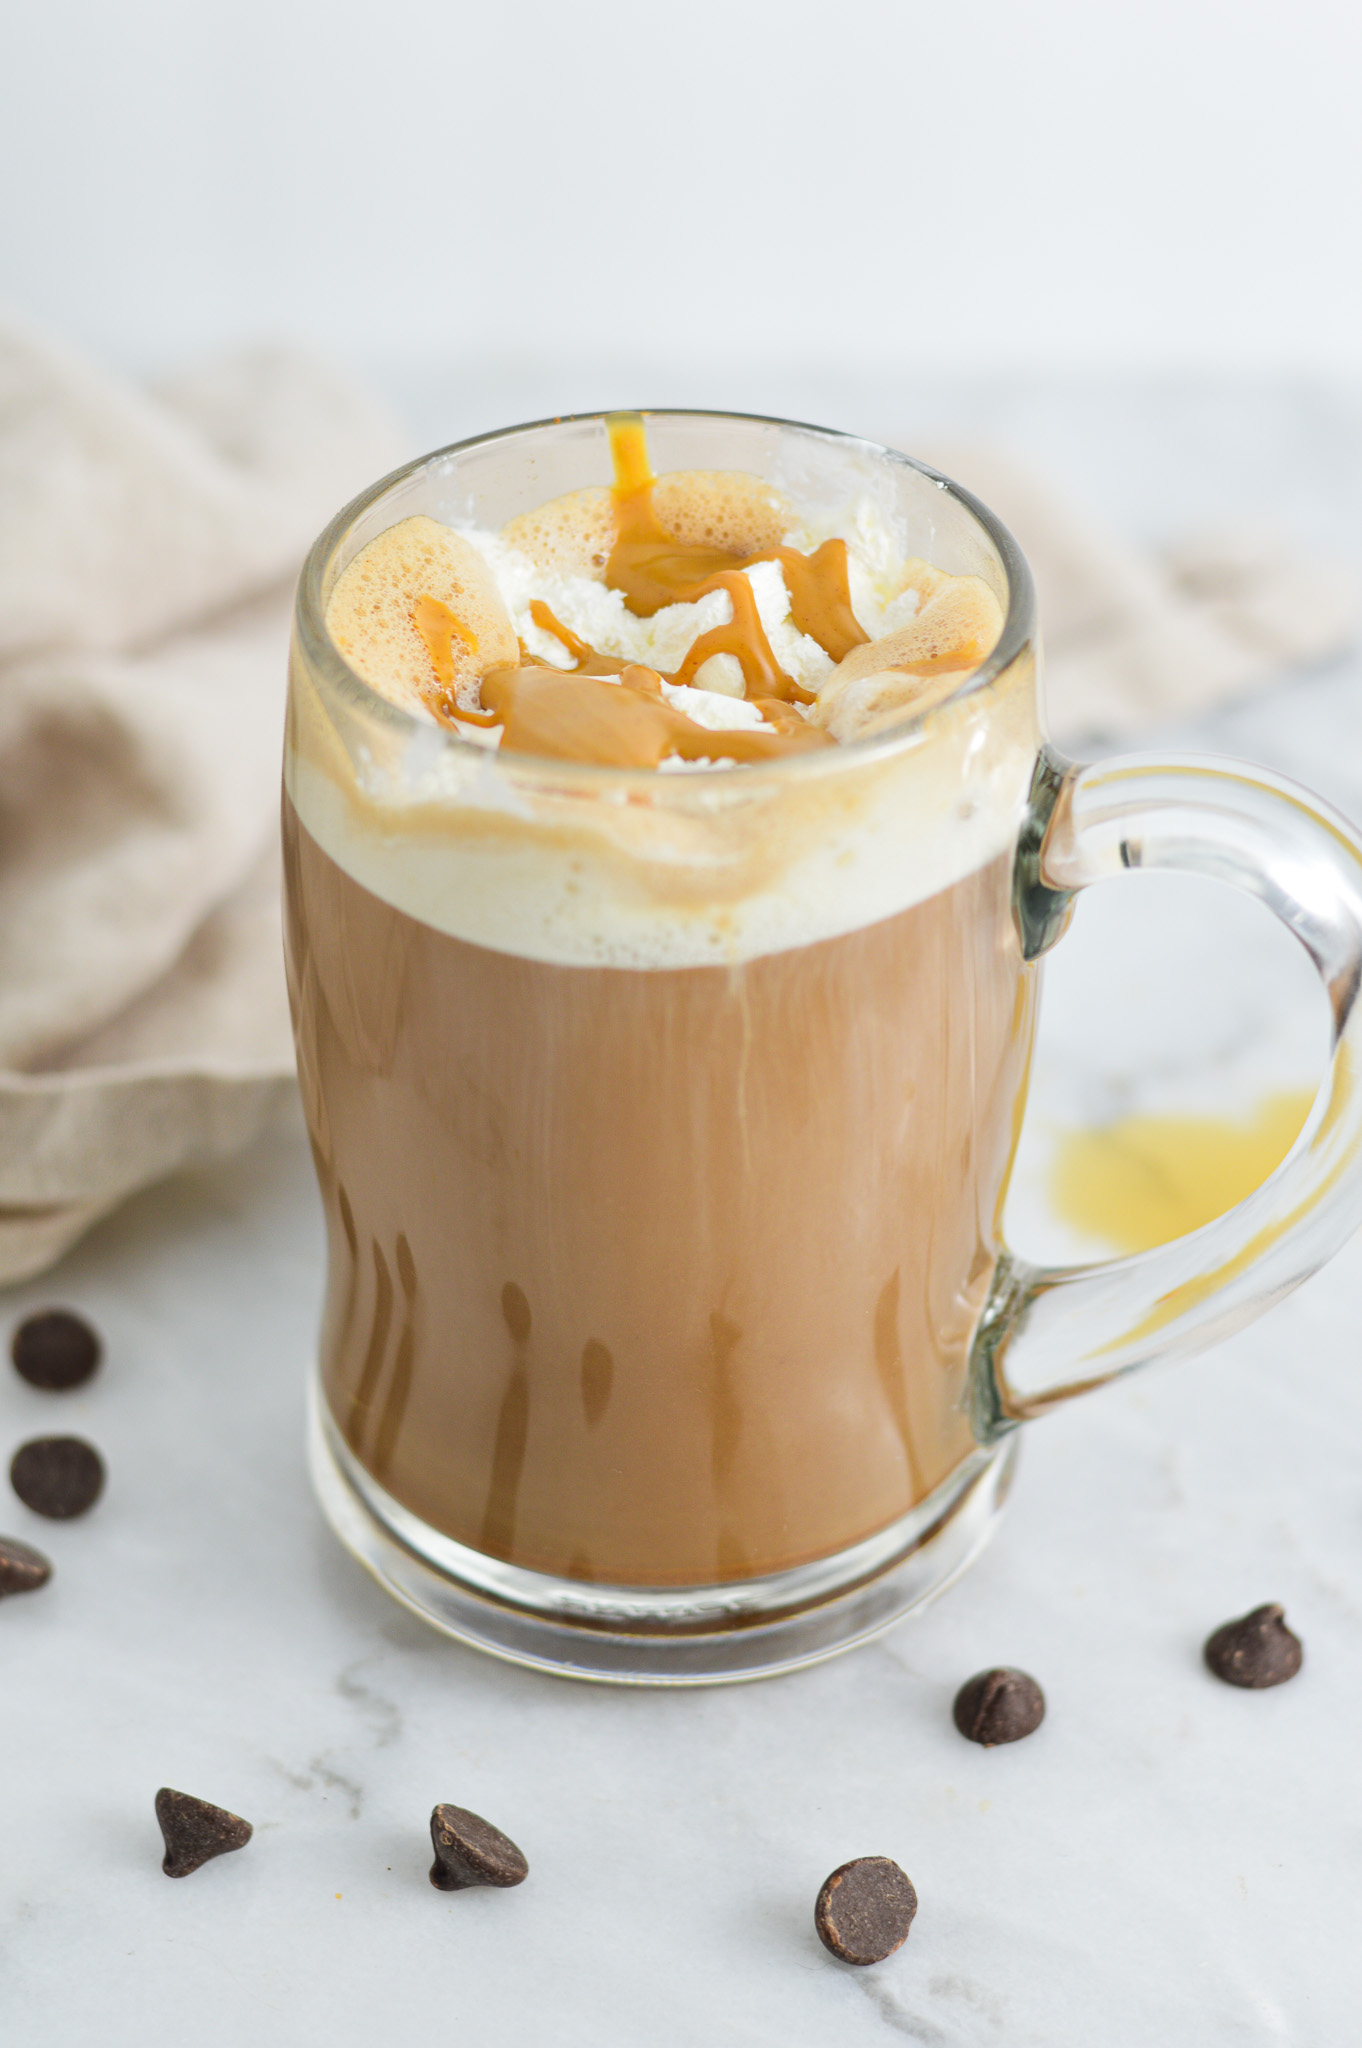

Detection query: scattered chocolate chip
xmin=156 ymin=1788 xmax=253 ymax=1878
xmin=11 ymin=1309 xmax=102 ymax=1391
xmin=429 ymin=1803 xmax=528 ymax=1891
xmin=1204 ymin=1604 xmax=1303 ymax=1689
xmin=0 ymin=1535 xmax=52 ymax=1596
xmin=10 ymin=1436 xmax=105 ymax=1519
xmin=953 ymin=1667 xmax=1046 ymax=1746
xmin=815 ymin=1857 xmax=917 ymax=1966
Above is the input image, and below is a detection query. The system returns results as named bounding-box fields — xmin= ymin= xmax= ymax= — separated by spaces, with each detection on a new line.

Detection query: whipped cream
xmin=459 ymin=528 xmax=832 ymax=711
xmin=450 ymin=501 xmax=923 ymax=748
xmin=292 ymin=432 xmax=1031 ymax=968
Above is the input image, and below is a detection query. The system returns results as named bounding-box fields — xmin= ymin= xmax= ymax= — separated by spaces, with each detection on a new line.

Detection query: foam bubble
xmin=326 ymin=516 xmax=517 ymax=721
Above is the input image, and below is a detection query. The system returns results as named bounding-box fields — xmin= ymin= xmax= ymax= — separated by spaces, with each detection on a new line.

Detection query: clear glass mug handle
xmin=970 ymin=745 xmax=1362 ymax=1439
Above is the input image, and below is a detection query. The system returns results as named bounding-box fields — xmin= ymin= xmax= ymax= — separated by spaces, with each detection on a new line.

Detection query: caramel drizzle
xmin=418 ymin=413 xmax=870 ymax=762
xmin=413 ymin=594 xmax=477 ymax=684
xmin=602 ymin=414 xmax=867 ymax=704
xmin=670 ymin=570 xmax=800 ymax=700
xmin=411 ymin=594 xmax=499 ymax=726
xmin=527 ymin=600 xmax=627 ymax=676
xmin=520 ymin=598 xmax=831 ymax=761
xmin=478 ymin=661 xmax=828 ymax=769
xmin=758 ymin=543 xmax=868 ymax=664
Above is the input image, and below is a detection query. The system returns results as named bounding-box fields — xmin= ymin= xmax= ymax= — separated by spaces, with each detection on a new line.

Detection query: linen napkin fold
xmin=0 ymin=325 xmax=1354 ymax=1283
xmin=0 ymin=314 xmax=404 ymax=1282
xmin=910 ymin=439 xmax=1357 ymax=747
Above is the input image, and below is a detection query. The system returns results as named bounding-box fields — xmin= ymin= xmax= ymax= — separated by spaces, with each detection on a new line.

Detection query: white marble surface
xmin=5 ymin=380 xmax=1362 ymax=2047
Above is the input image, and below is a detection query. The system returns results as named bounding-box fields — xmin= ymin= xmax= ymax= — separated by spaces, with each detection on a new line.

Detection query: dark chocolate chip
xmin=429 ymin=1803 xmax=528 ymax=1891
xmin=0 ymin=1535 xmax=52 ymax=1596
xmin=10 ymin=1436 xmax=104 ymax=1519
xmin=1204 ymin=1604 xmax=1303 ymax=1689
xmin=814 ymin=1856 xmax=917 ymax=1966
xmin=11 ymin=1309 xmax=102 ymax=1391
xmin=953 ymin=1667 xmax=1046 ymax=1746
xmin=156 ymin=1787 xmax=253 ymax=1878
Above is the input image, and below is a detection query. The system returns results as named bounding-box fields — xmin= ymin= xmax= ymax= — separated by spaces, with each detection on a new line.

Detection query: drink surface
xmin=323 ymin=413 xmax=1005 ymax=769
xmin=285 ymin=798 xmax=1035 ymax=1583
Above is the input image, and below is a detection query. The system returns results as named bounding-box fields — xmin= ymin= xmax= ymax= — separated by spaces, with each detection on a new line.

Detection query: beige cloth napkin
xmin=0 ymin=313 xmax=404 ymax=1281
xmin=911 ymin=439 xmax=1357 ymax=747
xmin=0 ymin=327 xmax=1354 ymax=1284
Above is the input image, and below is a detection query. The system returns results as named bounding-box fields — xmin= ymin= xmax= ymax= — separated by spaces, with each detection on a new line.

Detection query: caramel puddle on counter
xmin=1050 ymin=1089 xmax=1314 ymax=1253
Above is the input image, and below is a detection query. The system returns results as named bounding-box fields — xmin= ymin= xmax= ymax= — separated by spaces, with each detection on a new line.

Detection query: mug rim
xmin=295 ymin=405 xmax=1038 ymax=788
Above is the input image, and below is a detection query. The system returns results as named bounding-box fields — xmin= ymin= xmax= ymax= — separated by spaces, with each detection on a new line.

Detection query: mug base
xmin=307 ymin=1381 xmax=1018 ymax=1686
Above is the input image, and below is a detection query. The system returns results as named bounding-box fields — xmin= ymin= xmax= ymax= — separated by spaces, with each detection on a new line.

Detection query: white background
xmin=4 ymin=16 xmax=1362 ymax=2042
xmin=3 ymin=0 xmax=1361 ymax=389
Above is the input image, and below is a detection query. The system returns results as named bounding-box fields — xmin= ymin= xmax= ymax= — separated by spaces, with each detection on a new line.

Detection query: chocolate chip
xmin=0 ymin=1535 xmax=52 ymax=1595
xmin=1204 ymin=1603 xmax=1303 ymax=1689
xmin=953 ymin=1667 xmax=1046 ymax=1745
xmin=156 ymin=1788 xmax=253 ymax=1878
xmin=10 ymin=1436 xmax=105 ymax=1518
xmin=814 ymin=1857 xmax=917 ymax=1966
xmin=429 ymin=1803 xmax=528 ymax=1891
xmin=11 ymin=1309 xmax=102 ymax=1391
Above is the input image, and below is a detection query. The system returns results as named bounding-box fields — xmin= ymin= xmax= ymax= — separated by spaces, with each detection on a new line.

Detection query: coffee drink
xmin=285 ymin=414 xmax=1038 ymax=1587
xmin=285 ymin=809 xmax=1031 ymax=1582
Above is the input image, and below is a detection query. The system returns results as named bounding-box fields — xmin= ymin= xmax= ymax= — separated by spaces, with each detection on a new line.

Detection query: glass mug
xmin=283 ymin=410 xmax=1362 ymax=1683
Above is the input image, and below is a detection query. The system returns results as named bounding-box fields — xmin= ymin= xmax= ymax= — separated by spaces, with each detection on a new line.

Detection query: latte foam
xmin=288 ymin=420 xmax=1034 ymax=970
